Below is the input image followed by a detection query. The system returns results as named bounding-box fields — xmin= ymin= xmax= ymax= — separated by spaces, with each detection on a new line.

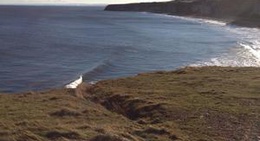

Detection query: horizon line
xmin=0 ymin=3 xmax=108 ymax=6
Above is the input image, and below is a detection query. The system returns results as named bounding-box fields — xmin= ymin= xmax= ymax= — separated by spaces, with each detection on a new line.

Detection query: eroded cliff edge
xmin=105 ymin=0 xmax=260 ymax=28
xmin=0 ymin=67 xmax=259 ymax=140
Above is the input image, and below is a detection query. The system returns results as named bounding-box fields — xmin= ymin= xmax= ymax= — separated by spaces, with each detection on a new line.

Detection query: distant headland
xmin=105 ymin=0 xmax=260 ymax=28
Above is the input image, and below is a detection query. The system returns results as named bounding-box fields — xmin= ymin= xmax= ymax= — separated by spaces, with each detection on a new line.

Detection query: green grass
xmin=0 ymin=67 xmax=259 ymax=141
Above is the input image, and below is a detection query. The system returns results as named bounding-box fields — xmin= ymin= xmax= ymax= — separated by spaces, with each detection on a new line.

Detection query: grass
xmin=0 ymin=66 xmax=259 ymax=140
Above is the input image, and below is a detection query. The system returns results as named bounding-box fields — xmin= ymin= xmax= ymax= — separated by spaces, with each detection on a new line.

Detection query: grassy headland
xmin=0 ymin=67 xmax=259 ymax=141
xmin=105 ymin=0 xmax=260 ymax=28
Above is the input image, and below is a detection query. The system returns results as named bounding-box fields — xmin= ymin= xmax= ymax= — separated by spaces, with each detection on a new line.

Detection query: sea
xmin=0 ymin=6 xmax=260 ymax=93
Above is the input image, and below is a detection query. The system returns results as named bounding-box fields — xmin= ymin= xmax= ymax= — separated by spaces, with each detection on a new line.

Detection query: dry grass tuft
xmin=50 ymin=108 xmax=81 ymax=117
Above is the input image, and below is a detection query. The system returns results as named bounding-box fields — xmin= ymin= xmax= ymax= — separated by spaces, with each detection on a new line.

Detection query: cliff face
xmin=105 ymin=0 xmax=260 ymax=27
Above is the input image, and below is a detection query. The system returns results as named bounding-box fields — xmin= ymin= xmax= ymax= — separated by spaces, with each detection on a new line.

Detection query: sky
xmin=0 ymin=0 xmax=170 ymax=5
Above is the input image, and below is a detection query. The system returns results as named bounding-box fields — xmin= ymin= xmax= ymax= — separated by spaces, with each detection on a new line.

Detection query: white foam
xmin=153 ymin=13 xmax=227 ymax=26
xmin=239 ymin=42 xmax=260 ymax=60
xmin=65 ymin=75 xmax=83 ymax=89
xmin=198 ymin=19 xmax=226 ymax=26
xmin=191 ymin=45 xmax=260 ymax=67
xmin=154 ymin=13 xmax=260 ymax=67
xmin=151 ymin=12 xmax=260 ymax=67
xmin=191 ymin=21 xmax=260 ymax=67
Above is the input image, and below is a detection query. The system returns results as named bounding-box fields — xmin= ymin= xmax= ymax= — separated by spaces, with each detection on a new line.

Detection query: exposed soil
xmin=0 ymin=67 xmax=259 ymax=141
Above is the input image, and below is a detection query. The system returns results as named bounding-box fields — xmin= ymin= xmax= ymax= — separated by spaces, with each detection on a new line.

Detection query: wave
xmin=144 ymin=12 xmax=260 ymax=67
xmin=239 ymin=42 xmax=260 ymax=60
xmin=64 ymin=59 xmax=116 ymax=87
xmin=150 ymin=12 xmax=260 ymax=67
xmin=82 ymin=59 xmax=116 ymax=81
xmin=150 ymin=13 xmax=227 ymax=26
xmin=65 ymin=75 xmax=83 ymax=89
xmin=190 ymin=22 xmax=260 ymax=67
xmin=198 ymin=18 xmax=226 ymax=26
xmin=191 ymin=41 xmax=260 ymax=67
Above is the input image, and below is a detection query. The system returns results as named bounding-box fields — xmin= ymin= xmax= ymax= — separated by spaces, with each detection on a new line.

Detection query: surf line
xmin=65 ymin=75 xmax=83 ymax=89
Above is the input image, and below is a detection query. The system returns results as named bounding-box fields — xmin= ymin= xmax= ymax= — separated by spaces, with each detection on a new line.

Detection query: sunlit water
xmin=0 ymin=6 xmax=259 ymax=93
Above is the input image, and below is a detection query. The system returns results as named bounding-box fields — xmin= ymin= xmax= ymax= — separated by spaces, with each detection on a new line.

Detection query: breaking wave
xmin=192 ymin=26 xmax=260 ymax=67
xmin=2 ymin=6 xmax=260 ymax=93
xmin=150 ymin=13 xmax=260 ymax=67
xmin=153 ymin=13 xmax=227 ymax=26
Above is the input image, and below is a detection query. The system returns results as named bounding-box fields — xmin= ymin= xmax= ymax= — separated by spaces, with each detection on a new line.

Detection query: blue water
xmin=0 ymin=6 xmax=259 ymax=93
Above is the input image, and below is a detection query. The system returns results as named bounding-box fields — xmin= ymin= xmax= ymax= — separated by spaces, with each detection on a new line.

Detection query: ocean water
xmin=0 ymin=6 xmax=259 ymax=93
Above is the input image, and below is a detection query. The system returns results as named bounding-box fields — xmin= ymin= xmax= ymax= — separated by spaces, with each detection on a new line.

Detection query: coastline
xmin=0 ymin=66 xmax=259 ymax=140
xmin=0 ymin=2 xmax=260 ymax=140
xmin=104 ymin=0 xmax=260 ymax=28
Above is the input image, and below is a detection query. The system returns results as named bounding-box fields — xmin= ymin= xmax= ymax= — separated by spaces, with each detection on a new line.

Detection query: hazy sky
xmin=0 ymin=0 xmax=170 ymax=5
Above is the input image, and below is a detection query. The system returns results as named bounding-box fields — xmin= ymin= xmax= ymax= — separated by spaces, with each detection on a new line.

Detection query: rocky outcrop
xmin=105 ymin=0 xmax=260 ymax=28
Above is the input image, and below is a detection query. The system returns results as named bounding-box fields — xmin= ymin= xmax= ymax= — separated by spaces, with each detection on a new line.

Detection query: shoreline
xmin=0 ymin=3 xmax=259 ymax=139
xmin=104 ymin=0 xmax=260 ymax=28
xmin=147 ymin=12 xmax=229 ymax=27
xmin=3 ymin=64 xmax=260 ymax=95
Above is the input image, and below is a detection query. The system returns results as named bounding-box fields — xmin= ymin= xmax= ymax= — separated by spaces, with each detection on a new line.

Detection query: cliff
xmin=0 ymin=67 xmax=259 ymax=140
xmin=105 ymin=0 xmax=260 ymax=28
